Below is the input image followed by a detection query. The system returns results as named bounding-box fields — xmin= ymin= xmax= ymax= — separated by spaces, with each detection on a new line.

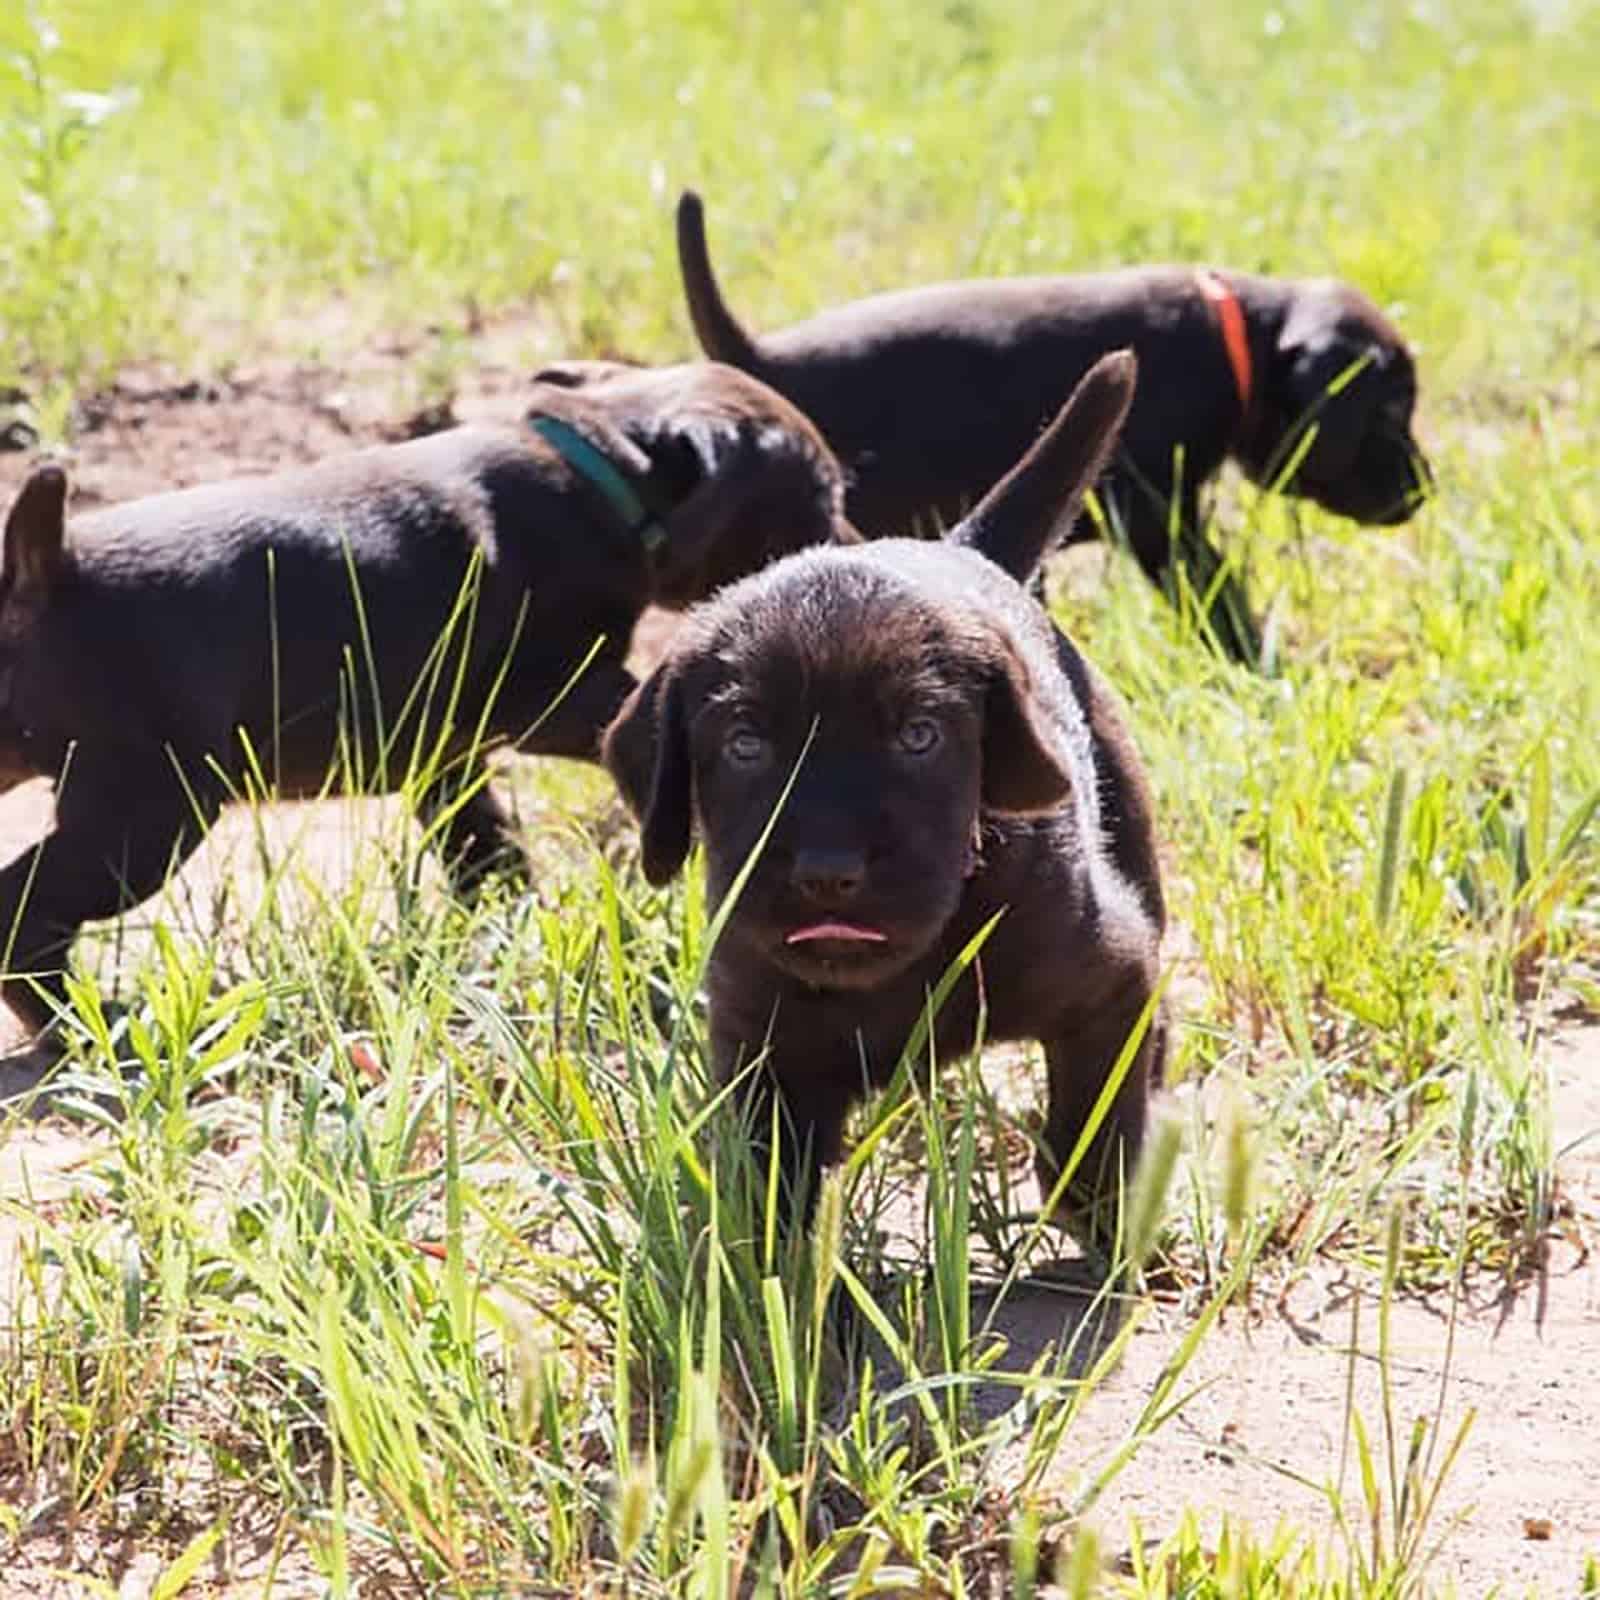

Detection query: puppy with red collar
xmin=657 ymin=192 xmax=1432 ymax=663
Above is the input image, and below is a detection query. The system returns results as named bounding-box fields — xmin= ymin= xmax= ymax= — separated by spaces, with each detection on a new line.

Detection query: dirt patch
xmin=0 ymin=310 xmax=561 ymax=507
xmin=979 ymin=1023 xmax=1600 ymax=1594
xmin=2 ymin=1028 xmax=1595 ymax=1593
xmin=0 ymin=1121 xmax=108 ymax=1317
xmin=0 ymin=787 xmax=419 ymax=1060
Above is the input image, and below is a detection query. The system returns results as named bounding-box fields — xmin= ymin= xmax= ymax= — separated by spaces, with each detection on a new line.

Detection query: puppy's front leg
xmin=733 ymin=1063 xmax=867 ymax=1356
xmin=1036 ymin=979 xmax=1165 ymax=1264
xmin=511 ymin=657 xmax=638 ymax=763
xmin=413 ymin=768 xmax=529 ymax=894
xmin=0 ymin=749 xmax=219 ymax=1034
xmin=1124 ymin=484 xmax=1261 ymax=666
xmin=731 ymin=1063 xmax=849 ymax=1241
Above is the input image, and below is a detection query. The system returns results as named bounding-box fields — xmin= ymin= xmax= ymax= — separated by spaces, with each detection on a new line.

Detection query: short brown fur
xmin=666 ymin=190 xmax=1432 ymax=663
xmin=603 ymin=356 xmax=1164 ymax=1254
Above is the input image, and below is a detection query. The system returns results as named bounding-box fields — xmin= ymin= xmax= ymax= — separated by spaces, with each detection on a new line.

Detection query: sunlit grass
xmin=2 ymin=0 xmax=1598 ymax=393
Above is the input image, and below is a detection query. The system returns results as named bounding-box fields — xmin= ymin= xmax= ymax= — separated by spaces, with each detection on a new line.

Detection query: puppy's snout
xmin=791 ymin=846 xmax=867 ymax=906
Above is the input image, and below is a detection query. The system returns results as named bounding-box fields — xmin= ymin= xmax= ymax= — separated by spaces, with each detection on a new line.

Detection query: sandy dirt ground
xmin=3 ymin=1021 xmax=1594 ymax=1595
xmin=978 ymin=1021 xmax=1600 ymax=1595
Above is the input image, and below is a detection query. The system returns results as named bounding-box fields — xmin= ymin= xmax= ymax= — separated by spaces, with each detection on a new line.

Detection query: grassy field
xmin=2 ymin=0 xmax=1599 ymax=1594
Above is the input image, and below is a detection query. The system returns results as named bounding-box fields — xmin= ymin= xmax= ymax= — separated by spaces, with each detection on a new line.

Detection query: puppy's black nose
xmin=792 ymin=847 xmax=866 ymax=905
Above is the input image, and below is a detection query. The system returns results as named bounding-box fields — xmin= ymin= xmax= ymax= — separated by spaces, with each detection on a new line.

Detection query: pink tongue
xmin=786 ymin=921 xmax=887 ymax=946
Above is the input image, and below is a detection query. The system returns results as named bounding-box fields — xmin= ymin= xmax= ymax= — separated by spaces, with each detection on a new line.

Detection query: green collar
xmin=530 ymin=415 xmax=669 ymax=555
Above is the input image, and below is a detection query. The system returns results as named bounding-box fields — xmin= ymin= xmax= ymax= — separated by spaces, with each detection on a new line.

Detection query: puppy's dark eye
xmin=897 ymin=716 xmax=941 ymax=756
xmin=725 ymin=725 xmax=769 ymax=766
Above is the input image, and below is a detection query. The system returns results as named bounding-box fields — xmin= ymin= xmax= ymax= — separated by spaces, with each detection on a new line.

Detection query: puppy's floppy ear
xmin=652 ymin=415 xmax=846 ymax=589
xmin=602 ymin=664 xmax=694 ymax=884
xmin=981 ymin=634 xmax=1076 ymax=816
xmin=656 ymin=421 xmax=765 ymax=557
xmin=3 ymin=462 xmax=68 ymax=596
xmin=951 ymin=350 xmax=1136 ymax=585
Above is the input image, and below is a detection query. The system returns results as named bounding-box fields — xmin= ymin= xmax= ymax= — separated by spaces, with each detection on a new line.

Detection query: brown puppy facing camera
xmin=604 ymin=351 xmax=1165 ymax=1257
xmin=666 ymin=190 xmax=1432 ymax=664
xmin=0 ymin=362 xmax=849 ymax=1041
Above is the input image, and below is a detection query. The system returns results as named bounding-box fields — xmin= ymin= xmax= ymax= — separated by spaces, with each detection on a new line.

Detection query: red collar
xmin=1195 ymin=269 xmax=1254 ymax=421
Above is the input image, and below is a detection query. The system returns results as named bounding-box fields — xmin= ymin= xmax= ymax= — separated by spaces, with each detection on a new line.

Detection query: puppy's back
xmin=64 ymin=427 xmax=523 ymax=578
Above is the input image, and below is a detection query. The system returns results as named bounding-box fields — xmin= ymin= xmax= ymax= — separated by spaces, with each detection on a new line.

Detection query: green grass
xmin=4 ymin=0 xmax=1599 ymax=393
xmin=3 ymin=0 xmax=1599 ymax=1592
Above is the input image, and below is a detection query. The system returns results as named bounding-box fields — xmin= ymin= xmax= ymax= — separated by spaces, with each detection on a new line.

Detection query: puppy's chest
xmin=768 ymin=922 xmax=1067 ymax=1088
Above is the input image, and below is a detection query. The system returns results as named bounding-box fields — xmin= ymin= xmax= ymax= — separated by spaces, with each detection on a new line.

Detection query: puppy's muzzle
xmin=781 ymin=846 xmax=893 ymax=954
xmin=1408 ymin=440 xmax=1435 ymax=499
xmin=1372 ymin=435 xmax=1434 ymax=524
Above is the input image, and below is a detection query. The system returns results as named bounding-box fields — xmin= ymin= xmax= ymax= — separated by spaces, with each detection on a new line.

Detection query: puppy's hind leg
xmin=1 ymin=748 xmax=221 ymax=1038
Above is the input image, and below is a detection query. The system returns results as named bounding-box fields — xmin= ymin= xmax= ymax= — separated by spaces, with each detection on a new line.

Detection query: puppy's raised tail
xmin=676 ymin=190 xmax=764 ymax=372
xmin=951 ymin=349 xmax=1137 ymax=586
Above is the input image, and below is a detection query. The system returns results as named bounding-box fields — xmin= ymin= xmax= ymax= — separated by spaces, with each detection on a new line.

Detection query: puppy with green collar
xmin=0 ymin=361 xmax=847 ymax=1040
